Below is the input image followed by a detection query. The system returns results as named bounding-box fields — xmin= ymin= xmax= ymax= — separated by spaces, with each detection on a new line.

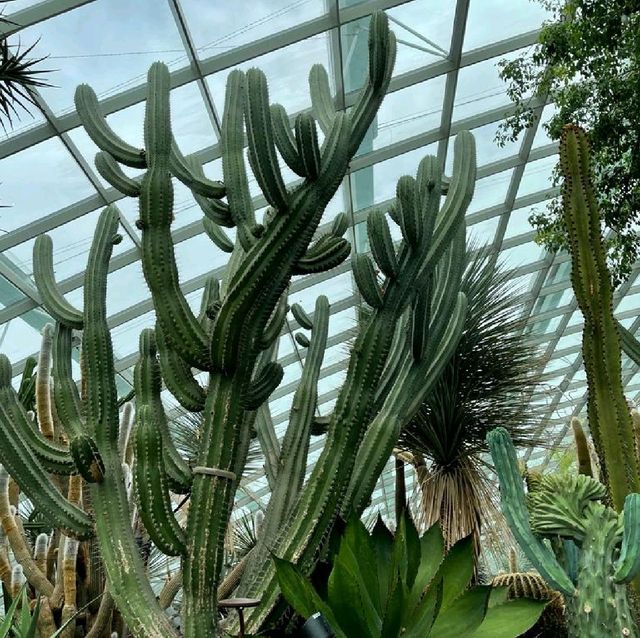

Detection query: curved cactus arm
xmin=309 ymin=64 xmax=335 ymax=135
xmin=75 ymin=84 xmax=146 ymax=168
xmin=617 ymin=319 xmax=640 ymax=368
xmin=270 ymin=103 xmax=305 ymax=177
xmin=134 ymin=329 xmax=193 ymax=492
xmin=155 ymin=324 xmax=206 ymax=413
xmin=133 ymin=405 xmax=186 ymax=557
xmin=139 ymin=63 xmax=211 ymax=371
xmin=397 ymin=175 xmax=421 ymax=247
xmin=198 ymin=275 xmax=220 ymax=331
xmin=0 ymin=375 xmax=93 ymax=538
xmin=352 ymin=253 xmax=383 ymax=308
xmin=1 ymin=375 xmax=77 ymax=476
xmin=294 ymin=113 xmax=321 ymax=180
xmin=347 ymin=12 xmax=396 ymax=156
xmin=0 ymin=468 xmax=54 ymax=596
xmin=241 ymin=361 xmax=284 ymax=410
xmin=259 ymin=291 xmax=288 ymax=350
xmin=202 ymin=217 xmax=234 ymax=253
xmin=293 ymin=234 xmax=351 ymax=275
xmin=51 ymin=324 xmax=85 ymax=440
xmin=486 ymin=428 xmax=575 ymax=595
xmin=168 ymin=141 xmax=225 ymax=199
xmin=368 ymin=209 xmax=398 ymax=278
xmin=221 ymin=69 xmax=257 ymax=251
xmin=81 ymin=206 xmax=179 ymax=637
xmin=245 ymin=68 xmax=288 ymax=211
xmin=33 ymin=235 xmax=83 ymax=329
xmin=615 ymin=493 xmax=640 ymax=583
xmin=185 ymin=157 xmax=234 ymax=228
xmin=94 ymin=151 xmax=141 ymax=197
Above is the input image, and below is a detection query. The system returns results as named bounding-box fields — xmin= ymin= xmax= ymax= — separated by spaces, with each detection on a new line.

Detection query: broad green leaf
xmin=404 ymin=577 xmax=443 ymax=638
xmin=429 ymin=585 xmax=491 ymax=637
xmin=389 ymin=516 xmax=407 ymax=599
xmin=328 ymin=552 xmax=380 ymax=638
xmin=470 ymin=599 xmax=547 ymax=638
xmin=488 ymin=586 xmax=509 ymax=608
xmin=342 ymin=516 xmax=381 ymax=612
xmin=408 ymin=523 xmax=444 ymax=612
xmin=274 ymin=556 xmax=344 ymax=637
xmin=403 ymin=511 xmax=421 ymax=588
xmin=371 ymin=515 xmax=394 ymax=603
xmin=380 ymin=571 xmax=407 ymax=638
xmin=21 ymin=596 xmax=39 ymax=638
xmin=436 ymin=534 xmax=475 ymax=610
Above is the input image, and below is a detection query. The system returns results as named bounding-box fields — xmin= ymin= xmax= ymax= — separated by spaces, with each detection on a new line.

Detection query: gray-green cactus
xmin=488 ymin=427 xmax=640 ymax=638
xmin=0 ymin=11 xmax=480 ymax=638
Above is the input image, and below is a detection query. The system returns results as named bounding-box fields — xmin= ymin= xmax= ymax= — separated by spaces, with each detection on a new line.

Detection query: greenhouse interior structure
xmin=0 ymin=0 xmax=638 ymax=636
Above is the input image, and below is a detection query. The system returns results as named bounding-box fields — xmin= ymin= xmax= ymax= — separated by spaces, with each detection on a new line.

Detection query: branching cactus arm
xmin=487 ymin=428 xmax=575 ymax=595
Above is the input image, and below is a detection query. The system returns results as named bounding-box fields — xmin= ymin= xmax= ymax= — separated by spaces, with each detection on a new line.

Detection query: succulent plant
xmin=488 ymin=426 xmax=640 ymax=638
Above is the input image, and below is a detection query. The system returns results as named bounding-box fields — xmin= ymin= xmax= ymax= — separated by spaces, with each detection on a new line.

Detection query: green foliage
xmin=497 ymin=0 xmax=640 ymax=285
xmin=0 ymin=587 xmax=39 ymax=638
xmin=274 ymin=514 xmax=545 ymax=638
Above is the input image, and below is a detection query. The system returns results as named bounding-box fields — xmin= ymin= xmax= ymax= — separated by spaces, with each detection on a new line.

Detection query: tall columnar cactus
xmin=488 ymin=427 xmax=640 ymax=638
xmin=0 ymin=11 xmax=478 ymax=638
xmin=560 ymin=124 xmax=640 ymax=511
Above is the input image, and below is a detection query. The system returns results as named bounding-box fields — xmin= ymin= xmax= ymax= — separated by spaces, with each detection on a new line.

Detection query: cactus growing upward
xmin=559 ymin=124 xmax=640 ymax=511
xmin=488 ymin=427 xmax=640 ymax=638
xmin=0 ymin=12 xmax=480 ymax=638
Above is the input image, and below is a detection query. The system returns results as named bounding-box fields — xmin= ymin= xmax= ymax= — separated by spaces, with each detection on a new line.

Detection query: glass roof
xmin=0 ymin=0 xmax=630 ymax=519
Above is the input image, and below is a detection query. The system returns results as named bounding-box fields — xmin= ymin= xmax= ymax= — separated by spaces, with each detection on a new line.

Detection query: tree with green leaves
xmin=497 ymin=0 xmax=640 ymax=286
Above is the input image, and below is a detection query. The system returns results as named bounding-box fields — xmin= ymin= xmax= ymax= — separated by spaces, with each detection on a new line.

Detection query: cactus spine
xmin=560 ymin=124 xmax=640 ymax=511
xmin=489 ymin=427 xmax=640 ymax=637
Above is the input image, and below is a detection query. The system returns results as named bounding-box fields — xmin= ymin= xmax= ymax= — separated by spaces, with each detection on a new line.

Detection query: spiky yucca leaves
xmin=399 ymin=244 xmax=544 ymax=555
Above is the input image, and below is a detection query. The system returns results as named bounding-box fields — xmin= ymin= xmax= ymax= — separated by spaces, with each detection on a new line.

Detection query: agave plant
xmin=398 ymin=244 xmax=545 ymax=557
xmin=274 ymin=512 xmax=546 ymax=637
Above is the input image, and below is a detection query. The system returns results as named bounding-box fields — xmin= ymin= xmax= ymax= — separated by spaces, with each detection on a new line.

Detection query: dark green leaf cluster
xmin=497 ymin=0 xmax=640 ymax=285
xmin=274 ymin=513 xmax=545 ymax=638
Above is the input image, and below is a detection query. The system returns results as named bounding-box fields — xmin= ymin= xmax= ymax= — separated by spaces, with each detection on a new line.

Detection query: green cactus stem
xmin=241 ymin=131 xmax=475 ymax=631
xmin=559 ymin=124 xmax=640 ymax=511
xmin=571 ymin=417 xmax=593 ymax=477
xmin=489 ymin=427 xmax=640 ymax=638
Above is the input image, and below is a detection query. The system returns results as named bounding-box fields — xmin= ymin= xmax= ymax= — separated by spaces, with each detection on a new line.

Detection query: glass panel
xmin=182 ymin=0 xmax=326 ymax=55
xmin=464 ymin=0 xmax=551 ymax=52
xmin=341 ymin=0 xmax=454 ymax=93
xmin=467 ymin=168 xmax=513 ymax=215
xmin=0 ymin=137 xmax=95 ymax=234
xmin=0 ymin=274 xmax=26 ymax=309
xmin=7 ymin=206 xmax=136 ymax=281
xmin=173 ymin=232 xmax=229 ymax=283
xmin=500 ymin=240 xmax=543 ymax=270
xmin=452 ymin=49 xmax=527 ymax=122
xmin=207 ymin=32 xmax=331 ymax=116
xmin=111 ymin=310 xmax=156 ymax=360
xmin=21 ymin=0 xmax=185 ymax=116
xmin=533 ymin=104 xmax=559 ymax=148
xmin=518 ymin=155 xmax=557 ymax=199
xmin=355 ymin=75 xmax=447 ymax=157
xmin=105 ymin=260 xmax=148 ymax=316
xmin=0 ymin=316 xmax=42 ymax=361
xmin=468 ymin=215 xmax=498 ymax=245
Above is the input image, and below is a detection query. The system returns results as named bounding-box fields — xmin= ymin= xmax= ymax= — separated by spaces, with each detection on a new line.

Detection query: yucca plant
xmin=399 ymin=244 xmax=545 ymax=557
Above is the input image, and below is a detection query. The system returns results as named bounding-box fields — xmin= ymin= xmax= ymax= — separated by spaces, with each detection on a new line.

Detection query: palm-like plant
xmin=398 ymin=244 xmax=545 ymax=559
xmin=0 ymin=1 xmax=51 ymax=131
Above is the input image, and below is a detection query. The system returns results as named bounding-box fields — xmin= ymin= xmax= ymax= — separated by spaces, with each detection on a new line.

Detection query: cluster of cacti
xmin=559 ymin=123 xmax=640 ymax=511
xmin=0 ymin=11 xmax=483 ymax=637
xmin=0 ymin=325 xmax=135 ymax=636
xmin=488 ymin=427 xmax=640 ymax=637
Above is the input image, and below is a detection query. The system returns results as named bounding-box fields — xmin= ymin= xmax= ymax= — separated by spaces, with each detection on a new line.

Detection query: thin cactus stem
xmin=35 ymin=324 xmax=55 ymax=441
xmin=559 ymin=124 xmax=640 ymax=511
